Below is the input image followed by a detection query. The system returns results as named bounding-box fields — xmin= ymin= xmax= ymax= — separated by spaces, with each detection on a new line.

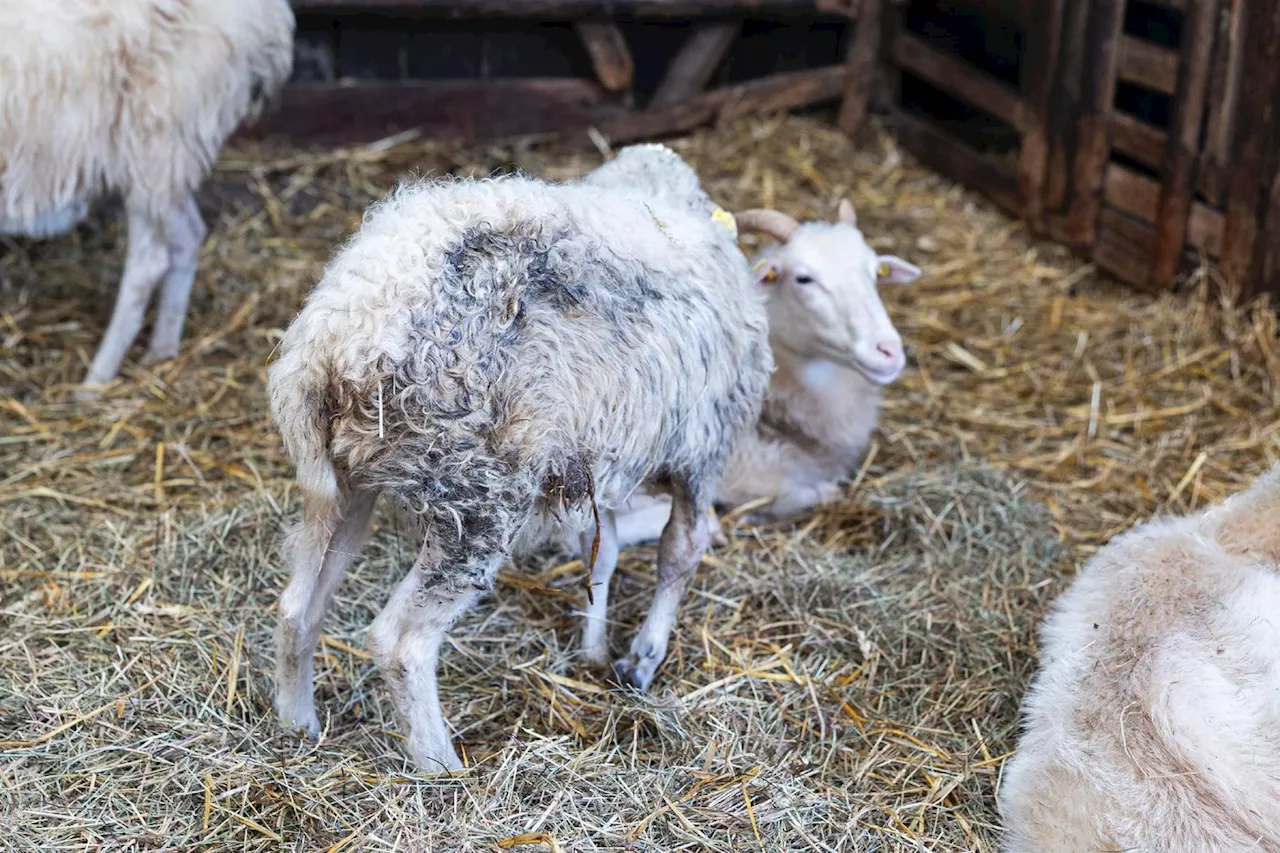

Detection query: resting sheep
xmin=267 ymin=153 xmax=772 ymax=771
xmin=1 ymin=0 xmax=295 ymax=394
xmin=520 ymin=199 xmax=920 ymax=557
xmin=999 ymin=461 xmax=1280 ymax=852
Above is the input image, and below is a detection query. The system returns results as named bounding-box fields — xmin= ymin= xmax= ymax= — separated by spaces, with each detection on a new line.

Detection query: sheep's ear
xmin=753 ymin=258 xmax=783 ymax=287
xmin=837 ymin=199 xmax=857 ymax=226
xmin=876 ymin=255 xmax=921 ymax=285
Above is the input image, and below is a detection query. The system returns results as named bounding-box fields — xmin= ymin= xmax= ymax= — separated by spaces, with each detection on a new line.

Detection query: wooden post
xmin=574 ymin=19 xmax=634 ymax=92
xmin=650 ymin=22 xmax=740 ymax=108
xmin=1066 ymin=0 xmax=1128 ymax=248
xmin=1147 ymin=0 xmax=1220 ymax=291
xmin=1221 ymin=0 xmax=1280 ymax=296
xmin=837 ymin=0 xmax=880 ymax=137
xmin=1016 ymin=0 xmax=1066 ymax=232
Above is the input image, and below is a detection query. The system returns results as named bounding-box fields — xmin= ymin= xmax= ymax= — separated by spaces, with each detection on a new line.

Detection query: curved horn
xmin=733 ymin=209 xmax=800 ymax=243
xmin=837 ymin=198 xmax=857 ymax=226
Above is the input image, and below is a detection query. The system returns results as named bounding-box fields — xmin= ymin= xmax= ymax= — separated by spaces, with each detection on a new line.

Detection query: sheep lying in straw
xmin=519 ymin=199 xmax=920 ymax=558
xmin=0 ymin=0 xmax=295 ymax=395
xmin=1000 ymin=461 xmax=1280 ymax=852
xmin=268 ymin=151 xmax=772 ymax=771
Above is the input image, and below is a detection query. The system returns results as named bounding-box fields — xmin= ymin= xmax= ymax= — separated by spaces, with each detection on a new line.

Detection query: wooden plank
xmin=1016 ymin=0 xmax=1066 ymax=231
xmin=574 ymin=20 xmax=634 ymax=92
xmin=887 ymin=108 xmax=1020 ymax=214
xmin=837 ymin=0 xmax=878 ymax=136
xmin=1104 ymin=163 xmax=1225 ymax=256
xmin=1221 ymin=0 xmax=1280 ymax=294
xmin=889 ymin=30 xmax=1026 ymax=131
xmin=1045 ymin=0 xmax=1092 ymax=212
xmin=1200 ymin=0 xmax=1244 ymax=205
xmin=1111 ymin=111 xmax=1167 ymax=168
xmin=651 ymin=22 xmax=740 ymax=109
xmin=1118 ymin=36 xmax=1180 ymax=95
xmin=1066 ymin=0 xmax=1128 ymax=247
xmin=1095 ymin=210 xmax=1155 ymax=288
xmin=1148 ymin=0 xmax=1219 ymax=290
xmin=289 ymin=0 xmax=841 ymax=17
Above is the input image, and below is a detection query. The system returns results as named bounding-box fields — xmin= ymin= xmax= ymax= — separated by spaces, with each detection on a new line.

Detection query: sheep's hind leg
xmin=578 ymin=509 xmax=619 ymax=666
xmin=274 ymin=490 xmax=377 ymax=737
xmin=78 ymin=207 xmax=170 ymax=396
xmin=142 ymin=195 xmax=207 ymax=367
xmin=613 ymin=478 xmax=713 ymax=691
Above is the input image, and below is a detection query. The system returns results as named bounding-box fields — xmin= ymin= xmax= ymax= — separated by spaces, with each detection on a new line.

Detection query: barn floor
xmin=3 ymin=115 xmax=1280 ymax=851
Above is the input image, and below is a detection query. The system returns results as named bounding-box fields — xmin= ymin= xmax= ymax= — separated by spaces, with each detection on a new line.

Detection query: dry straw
xmin=2 ymin=113 xmax=1278 ymax=850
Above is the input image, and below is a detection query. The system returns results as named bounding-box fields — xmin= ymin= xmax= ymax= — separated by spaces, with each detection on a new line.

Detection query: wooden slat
xmin=1118 ymin=36 xmax=1180 ymax=95
xmin=1096 ymin=210 xmax=1155 ymax=287
xmin=1103 ymin=164 xmax=1224 ymax=256
xmin=1148 ymin=0 xmax=1219 ymax=290
xmin=574 ymin=20 xmax=634 ymax=92
xmin=1016 ymin=0 xmax=1066 ymax=231
xmin=289 ymin=0 xmax=843 ymax=16
xmin=889 ymin=30 xmax=1026 ymax=131
xmin=837 ymin=0 xmax=879 ymax=136
xmin=1110 ymin=112 xmax=1167 ymax=168
xmin=1201 ymin=0 xmax=1244 ymax=205
xmin=888 ymin=109 xmax=1020 ymax=214
xmin=1045 ymin=0 xmax=1093 ymax=212
xmin=651 ymin=23 xmax=740 ymax=109
xmin=1067 ymin=0 xmax=1128 ymax=247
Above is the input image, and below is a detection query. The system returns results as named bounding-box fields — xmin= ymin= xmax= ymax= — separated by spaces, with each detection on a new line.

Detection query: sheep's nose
xmin=875 ymin=341 xmax=902 ymax=363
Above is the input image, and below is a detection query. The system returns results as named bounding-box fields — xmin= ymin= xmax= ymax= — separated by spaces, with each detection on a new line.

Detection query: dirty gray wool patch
xmin=0 ymin=463 xmax=1065 ymax=851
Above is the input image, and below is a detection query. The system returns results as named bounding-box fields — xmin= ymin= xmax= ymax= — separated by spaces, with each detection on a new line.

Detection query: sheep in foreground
xmin=268 ymin=161 xmax=772 ymax=770
xmin=999 ymin=461 xmax=1280 ymax=852
xmin=1 ymin=0 xmax=295 ymax=394
xmin=520 ymin=199 xmax=920 ymax=557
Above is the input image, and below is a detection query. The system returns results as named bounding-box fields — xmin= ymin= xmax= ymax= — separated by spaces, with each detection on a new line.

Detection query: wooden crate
xmin=883 ymin=0 xmax=1280 ymax=300
xmin=252 ymin=0 xmax=882 ymax=146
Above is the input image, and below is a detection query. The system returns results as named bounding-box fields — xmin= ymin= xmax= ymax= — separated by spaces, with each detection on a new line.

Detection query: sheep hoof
xmin=611 ymin=655 xmax=657 ymax=692
xmin=73 ymin=384 xmax=107 ymax=402
xmin=580 ymin=642 xmax=611 ymax=670
xmin=276 ymin=703 xmax=321 ymax=740
xmin=140 ymin=348 xmax=177 ymax=368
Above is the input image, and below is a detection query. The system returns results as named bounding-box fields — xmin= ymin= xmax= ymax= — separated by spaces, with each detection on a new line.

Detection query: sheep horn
xmin=837 ymin=198 xmax=857 ymax=226
xmin=733 ymin=209 xmax=800 ymax=243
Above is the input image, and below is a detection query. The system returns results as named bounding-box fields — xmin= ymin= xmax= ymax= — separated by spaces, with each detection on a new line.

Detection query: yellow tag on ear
xmin=753 ymin=259 xmax=778 ymax=282
xmin=878 ymin=263 xmax=890 ymax=278
xmin=710 ymin=207 xmax=737 ymax=236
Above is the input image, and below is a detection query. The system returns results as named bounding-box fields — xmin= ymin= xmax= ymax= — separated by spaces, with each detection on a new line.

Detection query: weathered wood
xmin=1067 ymin=0 xmax=1128 ymax=247
xmin=887 ymin=109 xmax=1020 ymax=214
xmin=837 ymin=0 xmax=879 ymax=136
xmin=889 ymin=30 xmax=1026 ymax=131
xmin=289 ymin=0 xmax=838 ymax=17
xmin=1118 ymin=36 xmax=1180 ymax=95
xmin=1045 ymin=0 xmax=1092 ymax=211
xmin=1095 ymin=210 xmax=1156 ymax=288
xmin=1104 ymin=163 xmax=1224 ymax=256
xmin=1148 ymin=0 xmax=1219 ymax=290
xmin=1110 ymin=111 xmax=1166 ymax=168
xmin=650 ymin=22 xmax=740 ymax=109
xmin=1200 ymin=0 xmax=1244 ymax=206
xmin=574 ymin=19 xmax=634 ymax=92
xmin=1221 ymin=0 xmax=1280 ymax=293
xmin=1017 ymin=0 xmax=1066 ymax=231
xmin=1260 ymin=171 xmax=1280 ymax=296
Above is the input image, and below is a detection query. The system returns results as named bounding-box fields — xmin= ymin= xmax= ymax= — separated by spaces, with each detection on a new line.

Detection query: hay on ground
xmin=2 ymin=113 xmax=1279 ymax=850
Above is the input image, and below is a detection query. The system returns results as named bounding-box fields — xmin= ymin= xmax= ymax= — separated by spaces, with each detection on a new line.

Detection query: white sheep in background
xmin=1000 ymin=461 xmax=1280 ymax=852
xmin=519 ymin=199 xmax=920 ymax=557
xmin=1 ymin=0 xmax=295 ymax=395
xmin=268 ymin=153 xmax=772 ymax=771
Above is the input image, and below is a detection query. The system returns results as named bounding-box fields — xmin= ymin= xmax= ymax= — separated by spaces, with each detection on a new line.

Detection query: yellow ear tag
xmin=710 ymin=207 xmax=737 ymax=236
xmin=877 ymin=263 xmax=890 ymax=278
xmin=753 ymin=259 xmax=778 ymax=282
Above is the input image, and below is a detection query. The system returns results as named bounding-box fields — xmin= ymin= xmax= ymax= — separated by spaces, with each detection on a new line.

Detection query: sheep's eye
xmin=795 ymin=274 xmax=815 ymax=285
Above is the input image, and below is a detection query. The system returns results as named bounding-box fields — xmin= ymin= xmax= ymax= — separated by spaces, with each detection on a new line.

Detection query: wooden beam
xmin=1104 ymin=163 xmax=1224 ymax=256
xmin=889 ymin=30 xmax=1026 ymax=131
xmin=1016 ymin=0 xmax=1066 ymax=231
xmin=837 ymin=0 xmax=879 ymax=136
xmin=1118 ymin=36 xmax=1180 ymax=95
xmin=1045 ymin=0 xmax=1093 ymax=212
xmin=887 ymin=108 xmax=1020 ymax=214
xmin=1200 ymin=0 xmax=1244 ymax=206
xmin=650 ymin=22 xmax=740 ymax=109
xmin=289 ymin=0 xmax=840 ymax=18
xmin=574 ymin=20 xmax=634 ymax=92
xmin=1148 ymin=0 xmax=1219 ymax=291
xmin=1066 ymin=0 xmax=1128 ymax=247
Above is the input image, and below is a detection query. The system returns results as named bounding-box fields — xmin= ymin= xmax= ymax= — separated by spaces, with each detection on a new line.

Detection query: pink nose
xmin=875 ymin=341 xmax=902 ymax=363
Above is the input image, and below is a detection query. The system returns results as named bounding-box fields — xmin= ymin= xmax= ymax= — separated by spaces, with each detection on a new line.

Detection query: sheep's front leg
xmin=142 ymin=195 xmax=207 ymax=367
xmin=275 ymin=490 xmax=376 ymax=737
xmin=78 ymin=208 xmax=170 ymax=396
xmin=613 ymin=480 xmax=712 ymax=691
xmin=578 ymin=509 xmax=619 ymax=666
xmin=368 ymin=543 xmax=498 ymax=772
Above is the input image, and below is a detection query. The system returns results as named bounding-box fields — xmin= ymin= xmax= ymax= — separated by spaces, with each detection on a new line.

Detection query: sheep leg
xmin=142 ymin=195 xmax=207 ymax=367
xmin=368 ymin=541 xmax=502 ymax=772
xmin=578 ymin=509 xmax=619 ymax=666
xmin=274 ymin=490 xmax=377 ymax=737
xmin=613 ymin=479 xmax=712 ymax=691
xmin=613 ymin=494 xmax=728 ymax=549
xmin=79 ymin=209 xmax=170 ymax=395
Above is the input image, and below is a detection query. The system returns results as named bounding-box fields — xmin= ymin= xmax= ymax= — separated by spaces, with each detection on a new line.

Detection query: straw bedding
xmin=2 ymin=114 xmax=1278 ymax=850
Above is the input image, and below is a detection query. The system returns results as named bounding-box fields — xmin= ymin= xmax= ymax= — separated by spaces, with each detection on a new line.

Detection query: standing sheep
xmin=1000 ymin=461 xmax=1280 ymax=852
xmin=268 ymin=162 xmax=772 ymax=771
xmin=1 ymin=0 xmax=295 ymax=394
xmin=521 ymin=199 xmax=920 ymax=558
